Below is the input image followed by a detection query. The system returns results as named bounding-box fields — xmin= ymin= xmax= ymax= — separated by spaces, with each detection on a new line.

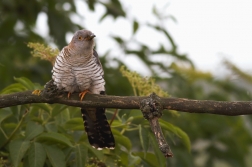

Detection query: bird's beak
xmin=89 ymin=34 xmax=96 ymax=40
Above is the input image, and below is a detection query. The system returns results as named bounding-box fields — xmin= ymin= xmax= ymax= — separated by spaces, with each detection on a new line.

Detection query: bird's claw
xmin=79 ymin=90 xmax=90 ymax=101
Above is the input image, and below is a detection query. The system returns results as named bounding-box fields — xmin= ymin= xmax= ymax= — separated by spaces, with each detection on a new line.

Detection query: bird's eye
xmin=78 ymin=36 xmax=83 ymax=40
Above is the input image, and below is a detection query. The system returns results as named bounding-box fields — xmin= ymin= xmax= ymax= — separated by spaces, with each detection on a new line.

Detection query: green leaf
xmin=28 ymin=142 xmax=46 ymax=167
xmin=0 ymin=83 xmax=26 ymax=94
xmin=0 ymin=130 xmax=7 ymax=148
xmin=159 ymin=119 xmax=191 ymax=152
xmin=2 ymin=123 xmax=18 ymax=131
xmin=110 ymin=120 xmax=127 ymax=128
xmin=75 ymin=144 xmax=87 ymax=166
xmin=0 ymin=108 xmax=12 ymax=123
xmin=128 ymin=152 xmax=141 ymax=166
xmin=25 ymin=121 xmax=44 ymax=140
xmin=82 ymin=142 xmax=104 ymax=160
xmin=118 ymin=151 xmax=129 ymax=166
xmin=139 ymin=124 xmax=149 ymax=156
xmin=23 ymin=154 xmax=30 ymax=167
xmin=112 ymin=129 xmax=132 ymax=151
xmin=131 ymin=116 xmax=147 ymax=125
xmin=87 ymin=0 xmax=95 ymax=10
xmin=129 ymin=109 xmax=143 ymax=117
xmin=111 ymin=36 xmax=124 ymax=45
xmin=44 ymin=145 xmax=66 ymax=167
xmin=36 ymin=132 xmax=73 ymax=147
xmin=133 ymin=20 xmax=139 ymax=34
xmin=14 ymin=77 xmax=35 ymax=90
xmin=54 ymin=108 xmax=70 ymax=125
xmin=133 ymin=152 xmax=159 ymax=167
xmin=32 ymin=103 xmax=52 ymax=114
xmin=9 ymin=140 xmax=31 ymax=167
xmin=117 ymin=150 xmax=141 ymax=166
xmin=64 ymin=118 xmax=83 ymax=130
xmin=149 ymin=133 xmax=166 ymax=167
xmin=100 ymin=0 xmax=125 ymax=21
xmin=51 ymin=104 xmax=68 ymax=117
xmin=45 ymin=122 xmax=58 ymax=132
xmin=121 ymin=114 xmax=128 ymax=124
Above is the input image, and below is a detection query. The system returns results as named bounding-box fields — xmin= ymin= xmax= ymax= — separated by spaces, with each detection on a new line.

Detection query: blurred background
xmin=1 ymin=0 xmax=252 ymax=166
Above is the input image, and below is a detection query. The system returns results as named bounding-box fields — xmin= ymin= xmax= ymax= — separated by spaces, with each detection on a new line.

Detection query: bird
xmin=51 ymin=29 xmax=115 ymax=150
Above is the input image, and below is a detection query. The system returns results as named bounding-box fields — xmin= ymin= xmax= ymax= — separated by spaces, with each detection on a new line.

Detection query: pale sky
xmin=168 ymin=0 xmax=252 ymax=74
xmin=35 ymin=0 xmax=252 ymax=76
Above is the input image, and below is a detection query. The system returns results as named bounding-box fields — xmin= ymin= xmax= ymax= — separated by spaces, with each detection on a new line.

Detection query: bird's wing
xmin=93 ymin=49 xmax=103 ymax=69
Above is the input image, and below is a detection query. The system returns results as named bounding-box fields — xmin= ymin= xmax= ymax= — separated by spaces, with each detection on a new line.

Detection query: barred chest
xmin=52 ymin=54 xmax=104 ymax=94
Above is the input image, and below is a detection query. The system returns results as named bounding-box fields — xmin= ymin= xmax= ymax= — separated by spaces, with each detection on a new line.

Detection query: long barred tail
xmin=81 ymin=107 xmax=115 ymax=149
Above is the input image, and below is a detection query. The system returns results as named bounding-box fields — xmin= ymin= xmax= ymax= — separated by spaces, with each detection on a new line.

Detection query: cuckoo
xmin=52 ymin=29 xmax=115 ymax=150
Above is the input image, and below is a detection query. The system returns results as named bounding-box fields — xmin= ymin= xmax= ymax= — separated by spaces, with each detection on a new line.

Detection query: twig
xmin=110 ymin=109 xmax=118 ymax=125
xmin=1 ymin=111 xmax=28 ymax=148
xmin=140 ymin=93 xmax=173 ymax=158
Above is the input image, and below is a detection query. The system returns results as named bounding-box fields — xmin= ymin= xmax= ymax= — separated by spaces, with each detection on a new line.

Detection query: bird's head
xmin=69 ymin=29 xmax=96 ymax=53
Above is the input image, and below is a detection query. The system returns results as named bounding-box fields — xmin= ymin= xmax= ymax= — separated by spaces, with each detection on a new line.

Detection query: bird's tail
xmin=81 ymin=107 xmax=115 ymax=149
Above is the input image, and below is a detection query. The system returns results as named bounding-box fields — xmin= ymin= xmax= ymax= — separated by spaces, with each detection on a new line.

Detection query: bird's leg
xmin=79 ymin=90 xmax=90 ymax=101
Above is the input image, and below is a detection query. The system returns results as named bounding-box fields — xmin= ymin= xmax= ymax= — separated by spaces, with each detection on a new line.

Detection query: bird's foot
xmin=32 ymin=90 xmax=41 ymax=96
xmin=79 ymin=90 xmax=90 ymax=101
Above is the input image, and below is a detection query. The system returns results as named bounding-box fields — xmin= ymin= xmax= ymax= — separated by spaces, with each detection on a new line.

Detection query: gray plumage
xmin=52 ymin=30 xmax=104 ymax=94
xmin=52 ymin=29 xmax=115 ymax=149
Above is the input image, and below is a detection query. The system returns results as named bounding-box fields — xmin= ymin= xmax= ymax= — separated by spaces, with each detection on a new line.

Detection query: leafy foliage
xmin=120 ymin=66 xmax=169 ymax=97
xmin=0 ymin=0 xmax=126 ymax=91
xmin=27 ymin=42 xmax=59 ymax=65
xmin=0 ymin=77 xmax=189 ymax=166
xmin=1 ymin=0 xmax=252 ymax=167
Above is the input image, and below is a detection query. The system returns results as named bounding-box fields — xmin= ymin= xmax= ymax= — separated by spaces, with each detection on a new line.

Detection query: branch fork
xmin=140 ymin=93 xmax=173 ymax=158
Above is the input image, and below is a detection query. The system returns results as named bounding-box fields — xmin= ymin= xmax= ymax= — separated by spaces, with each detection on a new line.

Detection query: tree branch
xmin=1 ymin=81 xmax=250 ymax=159
xmin=1 ymin=90 xmax=252 ymax=116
